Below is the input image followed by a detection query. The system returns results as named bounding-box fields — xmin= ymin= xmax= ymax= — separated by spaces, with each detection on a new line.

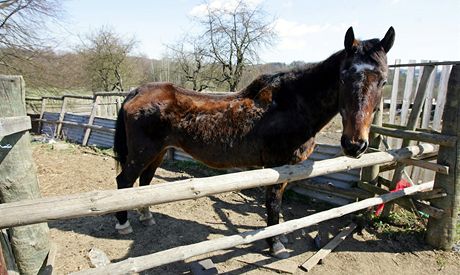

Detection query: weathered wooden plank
xmin=54 ymin=97 xmax=68 ymax=138
xmin=94 ymin=92 xmax=130 ymax=97
xmin=398 ymin=158 xmax=449 ymax=175
xmin=82 ymin=96 xmax=100 ymax=146
xmin=0 ymin=116 xmax=31 ymax=137
xmin=300 ymin=223 xmax=357 ymax=272
xmin=432 ymin=65 xmax=453 ymax=131
xmin=421 ymin=66 xmax=436 ymax=129
xmin=400 ymin=60 xmax=416 ymax=127
xmin=38 ymin=98 xmax=47 ymax=134
xmin=235 ymin=253 xmax=298 ymax=274
xmin=370 ymin=125 xmax=456 ymax=146
xmin=389 ymin=61 xmax=460 ymax=67
xmin=388 ymin=59 xmax=401 ymax=149
xmin=71 ymin=181 xmax=434 ymax=275
xmin=389 ymin=59 xmax=401 ymax=125
xmin=0 ymin=144 xmax=436 ymax=229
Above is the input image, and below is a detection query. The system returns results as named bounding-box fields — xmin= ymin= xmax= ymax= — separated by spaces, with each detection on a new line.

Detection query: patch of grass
xmin=370 ymin=207 xmax=426 ymax=237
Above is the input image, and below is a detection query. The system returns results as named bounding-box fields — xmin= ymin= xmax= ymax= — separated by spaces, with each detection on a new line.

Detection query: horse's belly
xmin=178 ymin=139 xmax=297 ymax=169
xmin=178 ymin=142 xmax=265 ymax=169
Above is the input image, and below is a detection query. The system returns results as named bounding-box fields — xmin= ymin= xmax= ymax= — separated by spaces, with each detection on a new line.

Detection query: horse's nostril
xmin=359 ymin=140 xmax=368 ymax=151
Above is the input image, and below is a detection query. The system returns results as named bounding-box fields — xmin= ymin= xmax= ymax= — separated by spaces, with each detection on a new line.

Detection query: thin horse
xmin=113 ymin=27 xmax=395 ymax=258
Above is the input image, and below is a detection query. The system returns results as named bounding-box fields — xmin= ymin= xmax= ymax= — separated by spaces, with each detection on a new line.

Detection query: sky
xmin=54 ymin=0 xmax=460 ymax=64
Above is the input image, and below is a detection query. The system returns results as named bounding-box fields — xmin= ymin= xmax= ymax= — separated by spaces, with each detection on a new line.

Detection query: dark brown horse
xmin=113 ymin=27 xmax=395 ymax=258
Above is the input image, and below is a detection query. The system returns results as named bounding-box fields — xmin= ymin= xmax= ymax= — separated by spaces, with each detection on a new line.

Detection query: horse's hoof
xmin=139 ymin=210 xmax=156 ymax=226
xmin=115 ymin=221 xmax=133 ymax=235
xmin=141 ymin=217 xmax=156 ymax=226
xmin=270 ymin=242 xmax=290 ymax=259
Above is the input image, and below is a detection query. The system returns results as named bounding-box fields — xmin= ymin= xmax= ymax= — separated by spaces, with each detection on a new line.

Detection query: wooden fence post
xmin=54 ymin=96 xmax=68 ymax=138
xmin=426 ymin=65 xmax=460 ymax=249
xmin=0 ymin=75 xmax=50 ymax=274
xmin=82 ymin=96 xmax=100 ymax=146
xmin=38 ymin=97 xmax=47 ymax=134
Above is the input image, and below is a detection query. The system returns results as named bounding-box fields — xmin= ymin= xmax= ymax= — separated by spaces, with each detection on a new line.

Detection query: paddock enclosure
xmin=1 ymin=61 xmax=460 ymax=274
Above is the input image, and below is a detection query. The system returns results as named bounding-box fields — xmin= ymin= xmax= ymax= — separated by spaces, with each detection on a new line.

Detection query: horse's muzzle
xmin=340 ymin=136 xmax=368 ymax=158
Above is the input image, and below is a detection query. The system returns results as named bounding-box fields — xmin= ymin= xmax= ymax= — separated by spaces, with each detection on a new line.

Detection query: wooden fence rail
xmin=72 ymin=181 xmax=434 ymax=275
xmin=0 ymin=144 xmax=435 ymax=229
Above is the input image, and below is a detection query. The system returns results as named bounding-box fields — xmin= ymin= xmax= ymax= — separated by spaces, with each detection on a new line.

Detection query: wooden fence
xmin=5 ymin=61 xmax=458 ymax=272
xmin=0 ymin=143 xmax=438 ymax=274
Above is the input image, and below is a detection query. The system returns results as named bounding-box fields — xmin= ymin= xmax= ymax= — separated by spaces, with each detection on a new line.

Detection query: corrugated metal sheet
xmin=292 ymin=143 xmax=361 ymax=205
xmin=86 ymin=117 xmax=116 ymax=148
xmin=41 ymin=112 xmax=59 ymax=138
xmin=61 ymin=113 xmax=88 ymax=144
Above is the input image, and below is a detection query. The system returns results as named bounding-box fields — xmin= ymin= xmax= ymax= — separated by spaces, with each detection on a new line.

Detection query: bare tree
xmin=196 ymin=0 xmax=276 ymax=91
xmin=0 ymin=0 xmax=62 ymax=68
xmin=167 ymin=37 xmax=218 ymax=91
xmin=80 ymin=27 xmax=136 ymax=91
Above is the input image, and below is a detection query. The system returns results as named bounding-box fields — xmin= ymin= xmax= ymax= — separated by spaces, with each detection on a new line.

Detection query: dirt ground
xmin=31 ymin=121 xmax=460 ymax=274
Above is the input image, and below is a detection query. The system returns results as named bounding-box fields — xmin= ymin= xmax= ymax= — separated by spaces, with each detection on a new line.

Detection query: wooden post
xmin=433 ymin=65 xmax=453 ymax=131
xmin=82 ymin=96 xmax=100 ymax=146
xmin=400 ymin=60 xmax=416 ymax=127
xmin=38 ymin=97 xmax=47 ymax=134
xmin=0 ymin=75 xmax=50 ymax=275
xmin=54 ymin=96 xmax=68 ymax=138
xmin=388 ymin=59 xmax=400 ymax=149
xmin=426 ymin=65 xmax=460 ymax=249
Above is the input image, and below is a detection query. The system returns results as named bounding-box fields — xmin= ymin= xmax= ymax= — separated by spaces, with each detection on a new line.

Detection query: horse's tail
xmin=114 ymin=103 xmax=128 ymax=170
xmin=114 ymin=89 xmax=140 ymax=171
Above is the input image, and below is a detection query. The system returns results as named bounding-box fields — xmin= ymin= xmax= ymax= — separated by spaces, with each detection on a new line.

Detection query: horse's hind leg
xmin=265 ymin=182 xmax=290 ymax=259
xmin=115 ymin=145 xmax=164 ymax=234
xmin=115 ymin=168 xmax=138 ymax=234
xmin=138 ymin=151 xmax=166 ymax=226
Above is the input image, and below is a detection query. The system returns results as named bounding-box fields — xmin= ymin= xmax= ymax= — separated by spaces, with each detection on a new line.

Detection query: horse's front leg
xmin=265 ymin=182 xmax=290 ymax=259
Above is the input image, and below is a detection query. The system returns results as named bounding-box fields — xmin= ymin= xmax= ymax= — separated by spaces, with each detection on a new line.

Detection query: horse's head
xmin=339 ymin=27 xmax=395 ymax=158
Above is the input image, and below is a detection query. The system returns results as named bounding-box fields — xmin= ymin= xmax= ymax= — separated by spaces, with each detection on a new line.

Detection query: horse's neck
xmin=299 ymin=51 xmax=344 ymax=135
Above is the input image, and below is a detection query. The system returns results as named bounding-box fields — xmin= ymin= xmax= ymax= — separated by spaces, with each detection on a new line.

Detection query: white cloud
xmin=274 ymin=19 xmax=330 ymax=50
xmin=189 ymin=0 xmax=264 ymax=17
xmin=272 ymin=19 xmax=359 ymax=52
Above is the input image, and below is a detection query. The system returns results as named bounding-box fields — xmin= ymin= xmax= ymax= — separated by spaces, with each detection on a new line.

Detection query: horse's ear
xmin=344 ymin=27 xmax=356 ymax=54
xmin=380 ymin=26 xmax=395 ymax=53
